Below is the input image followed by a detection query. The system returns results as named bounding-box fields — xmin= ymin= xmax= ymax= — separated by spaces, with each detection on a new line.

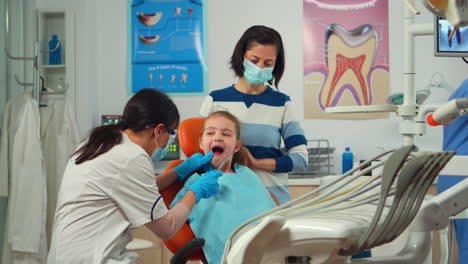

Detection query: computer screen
xmin=101 ymin=115 xmax=123 ymax=125
xmin=435 ymin=16 xmax=468 ymax=57
xmin=101 ymin=115 xmax=180 ymax=160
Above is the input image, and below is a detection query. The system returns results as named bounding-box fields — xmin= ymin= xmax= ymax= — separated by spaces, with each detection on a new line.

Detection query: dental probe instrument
xmin=283 ymin=174 xmax=384 ymax=218
xmin=277 ymin=160 xmax=386 ymax=217
xmin=217 ymin=152 xmax=230 ymax=171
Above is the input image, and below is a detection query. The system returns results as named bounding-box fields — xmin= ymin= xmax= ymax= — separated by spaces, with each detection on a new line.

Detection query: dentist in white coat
xmin=47 ymin=89 xmax=222 ymax=264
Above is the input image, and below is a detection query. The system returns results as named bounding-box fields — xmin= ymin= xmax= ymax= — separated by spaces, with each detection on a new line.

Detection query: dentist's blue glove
xmin=200 ymin=162 xmax=214 ymax=173
xmin=189 ymin=170 xmax=223 ymax=202
xmin=174 ymin=152 xmax=214 ymax=181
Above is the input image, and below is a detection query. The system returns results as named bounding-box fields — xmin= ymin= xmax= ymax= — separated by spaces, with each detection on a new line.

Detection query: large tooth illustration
xmin=137 ymin=12 xmax=163 ymax=27
xmin=319 ymin=24 xmax=378 ymax=109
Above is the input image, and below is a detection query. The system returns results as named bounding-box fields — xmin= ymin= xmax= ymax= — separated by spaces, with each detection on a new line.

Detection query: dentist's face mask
xmin=152 ymin=126 xmax=176 ymax=161
xmin=242 ymin=58 xmax=274 ymax=85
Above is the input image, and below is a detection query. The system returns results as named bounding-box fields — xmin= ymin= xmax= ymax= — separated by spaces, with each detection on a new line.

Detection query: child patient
xmin=170 ymin=111 xmax=277 ymax=264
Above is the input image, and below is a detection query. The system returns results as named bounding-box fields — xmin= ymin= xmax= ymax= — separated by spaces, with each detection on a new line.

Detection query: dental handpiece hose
xmin=426 ymin=97 xmax=468 ymax=126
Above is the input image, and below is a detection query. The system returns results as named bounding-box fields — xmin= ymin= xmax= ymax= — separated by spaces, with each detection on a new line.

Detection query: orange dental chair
xmin=160 ymin=117 xmax=279 ymax=264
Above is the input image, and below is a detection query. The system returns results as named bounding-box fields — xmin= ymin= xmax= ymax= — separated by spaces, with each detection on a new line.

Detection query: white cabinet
xmin=37 ymin=9 xmax=75 ymax=106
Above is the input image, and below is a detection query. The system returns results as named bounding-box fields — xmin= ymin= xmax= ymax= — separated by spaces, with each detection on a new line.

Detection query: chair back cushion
xmin=178 ymin=117 xmax=205 ymax=158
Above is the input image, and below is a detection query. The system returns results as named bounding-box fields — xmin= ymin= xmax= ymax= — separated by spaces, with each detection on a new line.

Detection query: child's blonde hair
xmin=202 ymin=111 xmax=247 ymax=167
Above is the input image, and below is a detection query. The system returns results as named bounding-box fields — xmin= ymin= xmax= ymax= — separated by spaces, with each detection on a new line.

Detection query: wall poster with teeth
xmin=303 ymin=0 xmax=390 ymax=119
xmin=129 ymin=0 xmax=206 ymax=96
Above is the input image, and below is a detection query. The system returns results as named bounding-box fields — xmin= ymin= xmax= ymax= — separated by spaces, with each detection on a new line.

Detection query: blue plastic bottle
xmin=48 ymin=34 xmax=62 ymax=65
xmin=342 ymin=147 xmax=354 ymax=174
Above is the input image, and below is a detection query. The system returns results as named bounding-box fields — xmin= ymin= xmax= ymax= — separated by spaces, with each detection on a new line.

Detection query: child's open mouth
xmin=211 ymin=146 xmax=225 ymax=156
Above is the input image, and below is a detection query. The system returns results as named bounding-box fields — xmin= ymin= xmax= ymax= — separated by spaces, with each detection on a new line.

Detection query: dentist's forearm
xmin=156 ymin=169 xmax=179 ymax=190
xmin=145 ymin=192 xmax=196 ymax=240
xmin=145 ymin=202 xmax=189 ymax=240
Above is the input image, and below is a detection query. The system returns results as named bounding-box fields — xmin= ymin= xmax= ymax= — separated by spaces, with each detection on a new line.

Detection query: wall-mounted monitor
xmin=435 ymin=16 xmax=468 ymax=57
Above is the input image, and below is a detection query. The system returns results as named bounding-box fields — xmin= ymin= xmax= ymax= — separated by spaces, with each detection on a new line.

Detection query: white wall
xmin=43 ymin=0 xmax=468 ymax=174
xmin=36 ymin=0 xmax=98 ymax=141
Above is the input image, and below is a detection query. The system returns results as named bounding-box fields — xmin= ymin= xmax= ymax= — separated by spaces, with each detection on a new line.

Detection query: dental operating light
xmin=422 ymin=0 xmax=468 ymax=28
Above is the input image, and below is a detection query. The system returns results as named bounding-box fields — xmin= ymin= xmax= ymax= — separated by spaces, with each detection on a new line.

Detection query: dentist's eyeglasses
xmin=164 ymin=126 xmax=176 ymax=136
xmin=164 ymin=126 xmax=177 ymax=145
xmin=146 ymin=124 xmax=177 ymax=144
xmin=145 ymin=123 xmax=177 ymax=135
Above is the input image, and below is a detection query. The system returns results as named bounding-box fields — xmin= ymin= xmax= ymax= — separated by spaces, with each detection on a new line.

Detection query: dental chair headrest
xmin=178 ymin=117 xmax=205 ymax=157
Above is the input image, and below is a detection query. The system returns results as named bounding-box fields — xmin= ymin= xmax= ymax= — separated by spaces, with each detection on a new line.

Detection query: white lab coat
xmin=1 ymin=94 xmax=48 ymax=264
xmin=39 ymin=94 xmax=80 ymax=245
xmin=0 ymin=94 xmax=29 ymax=197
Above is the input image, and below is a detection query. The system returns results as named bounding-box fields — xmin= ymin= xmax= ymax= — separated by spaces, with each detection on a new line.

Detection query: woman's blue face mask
xmin=151 ymin=127 xmax=176 ymax=161
xmin=242 ymin=59 xmax=274 ymax=85
xmin=151 ymin=143 xmax=170 ymax=161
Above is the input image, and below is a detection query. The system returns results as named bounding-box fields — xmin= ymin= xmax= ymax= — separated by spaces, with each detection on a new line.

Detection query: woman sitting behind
xmin=171 ymin=111 xmax=277 ymax=264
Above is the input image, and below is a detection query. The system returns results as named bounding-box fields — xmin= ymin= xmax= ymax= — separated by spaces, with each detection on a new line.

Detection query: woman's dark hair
xmin=73 ymin=88 xmax=180 ymax=164
xmin=229 ymin=25 xmax=285 ymax=89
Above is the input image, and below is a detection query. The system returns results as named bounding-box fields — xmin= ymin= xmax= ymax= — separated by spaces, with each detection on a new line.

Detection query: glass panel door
xmin=0 ymin=0 xmax=8 ymax=257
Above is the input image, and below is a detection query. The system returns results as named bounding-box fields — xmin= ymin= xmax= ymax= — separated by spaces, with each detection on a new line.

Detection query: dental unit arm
xmin=360 ymin=177 xmax=468 ymax=264
xmin=425 ymin=97 xmax=468 ymax=126
xmin=413 ymin=177 xmax=468 ymax=233
xmin=400 ymin=97 xmax=468 ymax=148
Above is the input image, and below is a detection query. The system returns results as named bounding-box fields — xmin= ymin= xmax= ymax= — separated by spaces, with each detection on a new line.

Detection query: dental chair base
xmin=226 ymin=210 xmax=384 ymax=264
xmin=225 ymin=208 xmax=432 ymax=264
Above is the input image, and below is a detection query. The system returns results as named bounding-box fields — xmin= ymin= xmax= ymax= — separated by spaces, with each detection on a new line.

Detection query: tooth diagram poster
xmin=129 ymin=0 xmax=205 ymax=96
xmin=303 ymin=0 xmax=389 ymax=119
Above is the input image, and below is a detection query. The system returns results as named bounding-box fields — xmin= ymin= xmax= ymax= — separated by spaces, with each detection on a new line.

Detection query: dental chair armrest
xmin=170 ymin=238 xmax=206 ymax=264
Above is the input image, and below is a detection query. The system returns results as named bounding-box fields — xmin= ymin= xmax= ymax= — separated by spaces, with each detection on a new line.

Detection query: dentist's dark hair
xmin=229 ymin=25 xmax=285 ymax=89
xmin=73 ymin=88 xmax=179 ymax=164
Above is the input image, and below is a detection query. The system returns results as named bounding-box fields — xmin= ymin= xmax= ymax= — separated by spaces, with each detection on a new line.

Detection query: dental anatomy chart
xmin=130 ymin=0 xmax=204 ymax=95
xmin=303 ymin=0 xmax=390 ymax=119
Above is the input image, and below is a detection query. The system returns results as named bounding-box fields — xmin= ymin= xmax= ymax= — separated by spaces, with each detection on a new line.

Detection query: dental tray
xmin=289 ymin=139 xmax=335 ymax=179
